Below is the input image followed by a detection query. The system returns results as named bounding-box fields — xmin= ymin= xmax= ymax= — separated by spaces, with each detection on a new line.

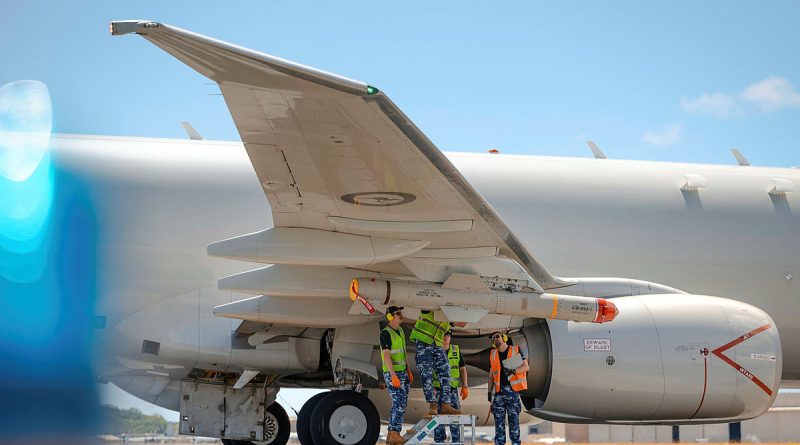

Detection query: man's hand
xmin=390 ymin=373 xmax=401 ymax=388
xmin=406 ymin=369 xmax=414 ymax=384
xmin=460 ymin=387 xmax=469 ymax=400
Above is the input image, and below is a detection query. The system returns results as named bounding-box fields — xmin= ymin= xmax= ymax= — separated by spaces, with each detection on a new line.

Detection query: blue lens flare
xmin=0 ymin=80 xmax=55 ymax=282
xmin=0 ymin=80 xmax=52 ymax=182
xmin=0 ymin=80 xmax=99 ymax=436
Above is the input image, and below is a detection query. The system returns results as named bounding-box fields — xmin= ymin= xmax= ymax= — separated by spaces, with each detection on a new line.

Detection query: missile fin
xmin=349 ymin=299 xmax=379 ymax=315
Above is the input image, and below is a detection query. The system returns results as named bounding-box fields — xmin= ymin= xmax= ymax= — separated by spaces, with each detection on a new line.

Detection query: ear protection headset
xmin=491 ymin=332 xmax=508 ymax=347
xmin=386 ymin=312 xmax=395 ymax=321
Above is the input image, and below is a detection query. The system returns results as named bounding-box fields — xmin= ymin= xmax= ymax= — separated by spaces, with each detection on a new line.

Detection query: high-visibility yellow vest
xmin=490 ymin=345 xmax=528 ymax=392
xmin=433 ymin=344 xmax=461 ymax=389
xmin=410 ymin=311 xmax=450 ymax=347
xmin=381 ymin=326 xmax=407 ymax=372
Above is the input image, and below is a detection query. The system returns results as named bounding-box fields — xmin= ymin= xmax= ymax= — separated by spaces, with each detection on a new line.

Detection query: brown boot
xmin=439 ymin=402 xmax=461 ymax=415
xmin=386 ymin=430 xmax=405 ymax=444
xmin=402 ymin=429 xmax=418 ymax=441
xmin=424 ymin=402 xmax=438 ymax=417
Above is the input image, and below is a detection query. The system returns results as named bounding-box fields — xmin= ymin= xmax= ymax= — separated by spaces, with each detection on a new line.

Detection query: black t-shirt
xmin=498 ymin=346 xmax=526 ymax=387
xmin=380 ymin=327 xmax=403 ymax=350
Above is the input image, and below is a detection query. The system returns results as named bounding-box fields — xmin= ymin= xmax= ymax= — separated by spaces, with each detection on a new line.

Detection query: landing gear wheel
xmin=262 ymin=402 xmax=291 ymax=445
xmin=309 ymin=390 xmax=379 ymax=445
xmin=297 ymin=392 xmax=331 ymax=445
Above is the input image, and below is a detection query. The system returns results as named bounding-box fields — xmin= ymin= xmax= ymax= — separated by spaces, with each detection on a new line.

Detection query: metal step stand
xmin=402 ymin=415 xmax=476 ymax=444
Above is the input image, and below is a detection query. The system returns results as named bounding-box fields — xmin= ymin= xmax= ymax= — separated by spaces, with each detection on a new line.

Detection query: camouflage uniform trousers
xmin=434 ymin=392 xmax=462 ymax=443
xmin=383 ymin=370 xmax=410 ymax=432
xmin=415 ymin=341 xmax=454 ymax=405
xmin=492 ymin=385 xmax=521 ymax=445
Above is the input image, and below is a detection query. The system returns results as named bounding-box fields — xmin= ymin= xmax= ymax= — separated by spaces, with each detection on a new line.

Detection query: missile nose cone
xmin=594 ymin=298 xmax=619 ymax=323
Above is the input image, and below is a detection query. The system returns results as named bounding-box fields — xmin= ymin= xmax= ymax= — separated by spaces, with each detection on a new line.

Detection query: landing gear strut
xmin=296 ymin=390 xmax=380 ymax=445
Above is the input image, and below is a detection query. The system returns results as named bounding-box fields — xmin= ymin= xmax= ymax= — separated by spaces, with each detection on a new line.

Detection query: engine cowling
xmin=517 ymin=294 xmax=781 ymax=424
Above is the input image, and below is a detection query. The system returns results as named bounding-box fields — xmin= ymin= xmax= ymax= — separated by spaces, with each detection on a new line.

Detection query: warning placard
xmin=584 ymin=338 xmax=611 ymax=351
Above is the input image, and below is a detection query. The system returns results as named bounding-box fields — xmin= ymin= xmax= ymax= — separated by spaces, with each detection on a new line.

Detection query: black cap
xmin=386 ymin=306 xmax=404 ymax=315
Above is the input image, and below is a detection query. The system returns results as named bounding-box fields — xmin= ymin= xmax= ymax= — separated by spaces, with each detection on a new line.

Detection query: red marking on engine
xmin=711 ymin=324 xmax=773 ymax=396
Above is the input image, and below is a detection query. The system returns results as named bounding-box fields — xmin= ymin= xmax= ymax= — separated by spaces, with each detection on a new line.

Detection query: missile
xmin=349 ymin=275 xmax=618 ymax=323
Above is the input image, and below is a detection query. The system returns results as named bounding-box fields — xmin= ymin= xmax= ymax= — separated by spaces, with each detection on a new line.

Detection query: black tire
xmin=297 ymin=392 xmax=331 ymax=445
xmin=308 ymin=390 xmax=380 ymax=445
xmin=262 ymin=402 xmax=291 ymax=445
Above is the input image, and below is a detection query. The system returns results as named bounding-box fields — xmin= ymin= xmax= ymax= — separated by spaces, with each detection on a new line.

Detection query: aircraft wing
xmin=111 ymin=20 xmax=566 ymax=291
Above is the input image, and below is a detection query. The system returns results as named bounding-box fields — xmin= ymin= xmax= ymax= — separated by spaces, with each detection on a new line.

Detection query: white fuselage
xmin=53 ymin=134 xmax=799 ymax=408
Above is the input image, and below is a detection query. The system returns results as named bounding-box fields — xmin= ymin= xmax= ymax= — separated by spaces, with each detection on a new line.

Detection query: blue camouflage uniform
xmin=411 ymin=311 xmax=455 ymax=407
xmin=434 ymin=395 xmax=461 ymax=443
xmin=434 ymin=344 xmax=465 ymax=443
xmin=383 ymin=370 xmax=410 ymax=432
xmin=416 ymin=341 xmax=455 ymax=405
xmin=492 ymin=385 xmax=522 ymax=445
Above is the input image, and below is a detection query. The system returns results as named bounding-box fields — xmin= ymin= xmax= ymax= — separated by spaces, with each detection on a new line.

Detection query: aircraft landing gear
xmin=297 ymin=390 xmax=379 ymax=445
xmin=221 ymin=402 xmax=290 ymax=445
xmin=297 ymin=392 xmax=330 ymax=445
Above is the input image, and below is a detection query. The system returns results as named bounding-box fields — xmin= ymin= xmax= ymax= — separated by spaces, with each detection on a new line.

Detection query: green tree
xmin=100 ymin=405 xmax=168 ymax=435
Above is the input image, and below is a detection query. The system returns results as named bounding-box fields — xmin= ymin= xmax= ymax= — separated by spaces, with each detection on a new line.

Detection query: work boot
xmin=386 ymin=430 xmax=405 ymax=444
xmin=424 ymin=402 xmax=438 ymax=417
xmin=402 ymin=429 xmax=418 ymax=441
xmin=439 ymin=403 xmax=461 ymax=415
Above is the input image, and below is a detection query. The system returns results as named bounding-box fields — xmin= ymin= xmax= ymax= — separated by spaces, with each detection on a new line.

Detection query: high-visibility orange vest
xmin=490 ymin=345 xmax=528 ymax=392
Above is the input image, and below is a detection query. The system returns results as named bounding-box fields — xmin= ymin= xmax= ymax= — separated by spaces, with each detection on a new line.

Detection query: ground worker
xmin=488 ymin=331 xmax=529 ymax=445
xmin=410 ymin=310 xmax=461 ymax=416
xmin=433 ymin=330 xmax=469 ymax=444
xmin=380 ymin=306 xmax=412 ymax=445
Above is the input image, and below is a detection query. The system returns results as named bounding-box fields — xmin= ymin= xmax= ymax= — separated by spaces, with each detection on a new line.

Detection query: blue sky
xmin=3 ymin=0 xmax=800 ymax=421
xmin=3 ymin=1 xmax=800 ymax=167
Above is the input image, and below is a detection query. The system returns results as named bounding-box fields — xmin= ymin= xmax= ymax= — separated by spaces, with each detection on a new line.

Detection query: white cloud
xmin=741 ymin=76 xmax=800 ymax=111
xmin=680 ymin=93 xmax=736 ymax=117
xmin=642 ymin=124 xmax=682 ymax=146
xmin=682 ymin=76 xmax=800 ymax=117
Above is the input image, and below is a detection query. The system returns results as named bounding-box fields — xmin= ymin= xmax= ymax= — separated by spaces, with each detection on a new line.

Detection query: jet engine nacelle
xmin=518 ymin=294 xmax=781 ymax=424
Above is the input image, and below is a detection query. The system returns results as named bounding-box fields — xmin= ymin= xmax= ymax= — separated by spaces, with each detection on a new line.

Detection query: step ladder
xmin=402 ymin=415 xmax=477 ymax=444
